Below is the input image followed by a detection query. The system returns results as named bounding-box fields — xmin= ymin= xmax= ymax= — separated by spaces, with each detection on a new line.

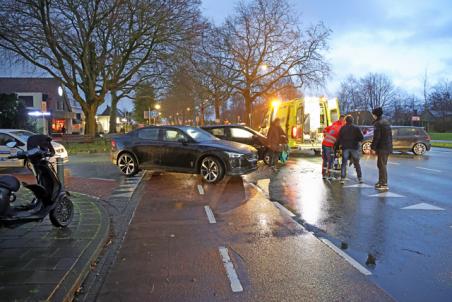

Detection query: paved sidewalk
xmin=0 ymin=193 xmax=109 ymax=302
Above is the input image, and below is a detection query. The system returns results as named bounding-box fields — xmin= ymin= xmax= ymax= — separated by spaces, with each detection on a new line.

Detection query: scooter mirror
xmin=6 ymin=141 xmax=17 ymax=148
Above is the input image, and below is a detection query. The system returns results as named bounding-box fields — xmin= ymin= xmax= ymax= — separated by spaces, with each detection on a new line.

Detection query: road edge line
xmin=319 ymin=238 xmax=372 ymax=276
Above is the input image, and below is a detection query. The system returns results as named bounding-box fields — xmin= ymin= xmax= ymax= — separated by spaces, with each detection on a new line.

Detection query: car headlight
xmin=226 ymin=152 xmax=244 ymax=158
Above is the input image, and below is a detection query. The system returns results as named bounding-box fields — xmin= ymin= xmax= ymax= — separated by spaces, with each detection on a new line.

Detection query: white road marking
xmin=415 ymin=167 xmax=442 ymax=173
xmin=256 ymin=178 xmax=270 ymax=198
xmin=197 ymin=184 xmax=205 ymax=195
xmin=368 ymin=191 xmax=405 ymax=198
xmin=89 ymin=177 xmax=116 ymax=182
xmin=388 ymin=161 xmax=400 ymax=165
xmin=204 ymin=206 xmax=216 ymax=223
xmin=110 ymin=192 xmax=133 ymax=198
xmin=218 ymin=246 xmax=243 ymax=292
xmin=402 ymin=203 xmax=445 ymax=211
xmin=319 ymin=238 xmax=372 ymax=276
xmin=343 ymin=183 xmax=373 ymax=188
xmin=273 ymin=202 xmax=296 ymax=217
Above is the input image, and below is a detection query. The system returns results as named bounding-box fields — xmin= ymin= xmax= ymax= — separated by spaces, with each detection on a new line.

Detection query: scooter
xmin=0 ymin=135 xmax=73 ymax=228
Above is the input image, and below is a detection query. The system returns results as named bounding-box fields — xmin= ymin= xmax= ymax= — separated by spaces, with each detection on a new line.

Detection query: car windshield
xmin=183 ymin=127 xmax=218 ymax=142
xmin=10 ymin=130 xmax=36 ymax=142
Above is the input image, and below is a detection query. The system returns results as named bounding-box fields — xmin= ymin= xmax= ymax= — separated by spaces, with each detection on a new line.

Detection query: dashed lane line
xmin=415 ymin=167 xmax=442 ymax=173
xmin=319 ymin=238 xmax=372 ymax=276
xmin=197 ymin=184 xmax=205 ymax=195
xmin=218 ymin=246 xmax=244 ymax=293
xmin=204 ymin=206 xmax=217 ymax=224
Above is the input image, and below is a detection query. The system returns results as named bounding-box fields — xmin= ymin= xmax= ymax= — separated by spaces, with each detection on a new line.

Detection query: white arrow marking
xmin=369 ymin=192 xmax=405 ymax=198
xmin=402 ymin=203 xmax=445 ymax=211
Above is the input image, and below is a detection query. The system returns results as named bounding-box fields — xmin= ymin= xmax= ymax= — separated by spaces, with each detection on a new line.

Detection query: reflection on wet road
xmin=270 ymin=148 xmax=452 ymax=302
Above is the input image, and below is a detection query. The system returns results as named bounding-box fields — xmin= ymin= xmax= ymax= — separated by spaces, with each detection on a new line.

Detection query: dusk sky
xmin=202 ymin=0 xmax=452 ymax=97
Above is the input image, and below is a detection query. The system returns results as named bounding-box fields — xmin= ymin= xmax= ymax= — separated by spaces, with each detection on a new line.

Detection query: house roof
xmin=98 ymin=105 xmax=124 ymax=117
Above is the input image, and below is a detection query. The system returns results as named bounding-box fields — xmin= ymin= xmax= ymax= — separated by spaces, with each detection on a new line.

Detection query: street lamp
xmin=154 ymin=104 xmax=161 ymax=110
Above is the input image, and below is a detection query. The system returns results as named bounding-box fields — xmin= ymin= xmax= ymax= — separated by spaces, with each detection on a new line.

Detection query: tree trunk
xmin=84 ymin=104 xmax=98 ymax=137
xmin=244 ymin=92 xmax=252 ymax=126
xmin=109 ymin=91 xmax=119 ymax=133
xmin=214 ymin=98 xmax=221 ymax=122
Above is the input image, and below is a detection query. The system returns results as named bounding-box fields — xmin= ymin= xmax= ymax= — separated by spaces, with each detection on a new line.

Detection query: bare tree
xmin=360 ymin=73 xmax=396 ymax=110
xmin=0 ymin=0 xmax=201 ymax=136
xmin=207 ymin=0 xmax=330 ymax=125
xmin=338 ymin=75 xmax=363 ymax=113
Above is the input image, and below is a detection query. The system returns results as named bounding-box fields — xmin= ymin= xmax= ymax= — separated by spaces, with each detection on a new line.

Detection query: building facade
xmin=0 ymin=77 xmax=84 ymax=134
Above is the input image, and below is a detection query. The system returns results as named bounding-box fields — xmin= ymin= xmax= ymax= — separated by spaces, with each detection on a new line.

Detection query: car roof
xmin=202 ymin=124 xmax=247 ymax=128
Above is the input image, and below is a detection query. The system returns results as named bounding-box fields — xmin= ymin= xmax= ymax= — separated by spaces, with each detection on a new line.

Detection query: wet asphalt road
xmin=269 ymin=148 xmax=452 ymax=302
xmin=96 ymin=172 xmax=393 ymax=302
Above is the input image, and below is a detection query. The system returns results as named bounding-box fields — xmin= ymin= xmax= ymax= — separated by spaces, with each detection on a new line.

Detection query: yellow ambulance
xmin=259 ymin=97 xmax=340 ymax=154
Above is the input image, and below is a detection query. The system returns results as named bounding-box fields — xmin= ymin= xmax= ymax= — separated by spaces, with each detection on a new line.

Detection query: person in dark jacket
xmin=370 ymin=107 xmax=393 ymax=190
xmin=335 ymin=115 xmax=364 ymax=184
xmin=266 ymin=118 xmax=287 ymax=169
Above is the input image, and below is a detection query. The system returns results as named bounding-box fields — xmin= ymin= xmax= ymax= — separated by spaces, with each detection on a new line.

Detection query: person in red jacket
xmin=322 ymin=115 xmax=345 ymax=179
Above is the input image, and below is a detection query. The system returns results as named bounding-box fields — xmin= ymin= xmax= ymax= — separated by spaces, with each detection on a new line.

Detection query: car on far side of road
xmin=111 ymin=126 xmax=258 ymax=183
xmin=202 ymin=124 xmax=272 ymax=164
xmin=361 ymin=126 xmax=431 ymax=155
xmin=0 ymin=129 xmax=69 ymax=168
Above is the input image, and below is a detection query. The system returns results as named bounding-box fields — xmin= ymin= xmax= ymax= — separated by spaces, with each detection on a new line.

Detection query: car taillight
xmin=111 ymin=140 xmax=116 ymax=149
xmin=291 ymin=126 xmax=297 ymax=139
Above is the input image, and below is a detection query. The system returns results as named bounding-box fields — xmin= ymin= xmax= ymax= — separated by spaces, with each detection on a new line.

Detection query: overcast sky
xmin=202 ymin=0 xmax=452 ymax=96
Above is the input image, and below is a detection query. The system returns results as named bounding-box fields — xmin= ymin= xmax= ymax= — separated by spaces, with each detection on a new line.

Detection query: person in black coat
xmin=370 ymin=107 xmax=393 ymax=190
xmin=335 ymin=115 xmax=364 ymax=184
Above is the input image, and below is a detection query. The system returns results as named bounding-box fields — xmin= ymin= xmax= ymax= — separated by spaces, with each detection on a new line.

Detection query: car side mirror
xmin=6 ymin=141 xmax=17 ymax=148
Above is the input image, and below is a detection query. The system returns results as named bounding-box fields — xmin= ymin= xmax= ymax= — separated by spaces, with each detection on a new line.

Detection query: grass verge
xmin=64 ymin=138 xmax=110 ymax=154
xmin=431 ymin=141 xmax=452 ymax=148
xmin=429 ymin=132 xmax=452 ymax=140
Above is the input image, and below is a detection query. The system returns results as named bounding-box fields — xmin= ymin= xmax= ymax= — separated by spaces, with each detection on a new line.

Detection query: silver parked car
xmin=0 ymin=129 xmax=69 ymax=168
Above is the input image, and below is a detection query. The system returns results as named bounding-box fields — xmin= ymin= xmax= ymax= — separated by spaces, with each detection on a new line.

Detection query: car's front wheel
xmin=362 ymin=141 xmax=372 ymax=154
xmin=413 ymin=143 xmax=427 ymax=156
xmin=117 ymin=153 xmax=139 ymax=177
xmin=200 ymin=156 xmax=225 ymax=184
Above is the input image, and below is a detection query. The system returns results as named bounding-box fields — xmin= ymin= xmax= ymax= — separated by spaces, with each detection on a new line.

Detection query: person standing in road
xmin=266 ymin=118 xmax=287 ymax=170
xmin=370 ymin=107 xmax=393 ymax=190
xmin=321 ymin=115 xmax=345 ymax=179
xmin=335 ymin=115 xmax=364 ymax=184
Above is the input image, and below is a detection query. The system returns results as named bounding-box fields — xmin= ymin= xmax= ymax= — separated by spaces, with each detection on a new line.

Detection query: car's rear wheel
xmin=413 ymin=143 xmax=427 ymax=156
xmin=200 ymin=156 xmax=224 ymax=184
xmin=362 ymin=141 xmax=372 ymax=154
xmin=118 ymin=153 xmax=139 ymax=177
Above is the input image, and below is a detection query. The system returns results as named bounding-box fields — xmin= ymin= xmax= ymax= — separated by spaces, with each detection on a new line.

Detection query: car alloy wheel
xmin=200 ymin=157 xmax=224 ymax=183
xmin=362 ymin=142 xmax=372 ymax=154
xmin=413 ymin=143 xmax=426 ymax=155
xmin=118 ymin=153 xmax=138 ymax=176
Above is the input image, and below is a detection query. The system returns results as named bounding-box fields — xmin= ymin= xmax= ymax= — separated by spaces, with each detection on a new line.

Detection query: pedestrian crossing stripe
xmin=110 ymin=192 xmax=133 ymax=198
xmin=344 ymin=184 xmax=373 ymax=188
xmin=401 ymin=203 xmax=445 ymax=211
xmin=368 ymin=191 xmax=405 ymax=198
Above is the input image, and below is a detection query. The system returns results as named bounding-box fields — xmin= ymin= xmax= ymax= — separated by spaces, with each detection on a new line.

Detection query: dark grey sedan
xmin=111 ymin=126 xmax=258 ymax=183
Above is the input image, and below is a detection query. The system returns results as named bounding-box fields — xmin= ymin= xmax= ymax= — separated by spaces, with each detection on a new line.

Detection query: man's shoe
xmin=376 ymin=184 xmax=389 ymax=190
xmin=358 ymin=178 xmax=364 ymax=184
xmin=374 ymin=182 xmax=381 ymax=188
xmin=340 ymin=178 xmax=346 ymax=184
xmin=322 ymin=175 xmax=327 ymax=179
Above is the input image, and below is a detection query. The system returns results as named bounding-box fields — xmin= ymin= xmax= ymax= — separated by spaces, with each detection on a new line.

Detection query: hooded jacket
xmin=371 ymin=117 xmax=393 ymax=152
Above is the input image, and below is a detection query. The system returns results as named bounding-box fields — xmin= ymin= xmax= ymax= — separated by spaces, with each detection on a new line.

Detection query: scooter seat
xmin=0 ymin=175 xmax=20 ymax=192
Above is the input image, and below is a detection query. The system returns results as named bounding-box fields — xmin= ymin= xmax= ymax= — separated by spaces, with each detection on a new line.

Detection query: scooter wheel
xmin=50 ymin=195 xmax=74 ymax=228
